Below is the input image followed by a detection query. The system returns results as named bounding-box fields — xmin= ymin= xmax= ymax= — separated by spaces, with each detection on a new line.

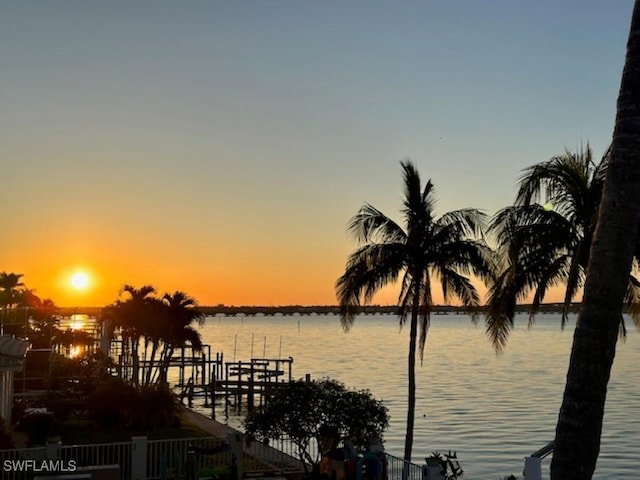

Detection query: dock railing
xmin=524 ymin=441 xmax=554 ymax=480
xmin=384 ymin=453 xmax=424 ymax=480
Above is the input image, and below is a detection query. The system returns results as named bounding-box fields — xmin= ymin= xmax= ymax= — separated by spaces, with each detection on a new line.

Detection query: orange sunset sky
xmin=3 ymin=2 xmax=630 ymax=307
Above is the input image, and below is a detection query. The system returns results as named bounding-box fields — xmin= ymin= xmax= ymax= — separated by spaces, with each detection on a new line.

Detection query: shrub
xmin=244 ymin=378 xmax=388 ymax=471
xmin=136 ymin=383 xmax=180 ymax=430
xmin=16 ymin=412 xmax=57 ymax=446
xmin=88 ymin=377 xmax=139 ymax=429
xmin=88 ymin=378 xmax=180 ymax=431
xmin=0 ymin=416 xmax=14 ymax=449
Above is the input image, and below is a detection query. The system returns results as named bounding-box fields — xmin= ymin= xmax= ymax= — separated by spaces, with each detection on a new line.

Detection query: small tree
xmin=244 ymin=378 xmax=389 ymax=475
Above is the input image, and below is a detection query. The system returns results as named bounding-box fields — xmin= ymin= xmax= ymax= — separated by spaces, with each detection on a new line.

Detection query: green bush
xmin=88 ymin=378 xmax=179 ymax=431
xmin=137 ymin=383 xmax=180 ymax=430
xmin=16 ymin=412 xmax=58 ymax=446
xmin=0 ymin=416 xmax=14 ymax=449
xmin=88 ymin=377 xmax=139 ymax=429
xmin=245 ymin=377 xmax=389 ymax=469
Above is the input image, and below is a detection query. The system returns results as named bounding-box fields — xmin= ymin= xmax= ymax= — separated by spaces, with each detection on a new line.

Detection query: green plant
xmin=0 ymin=416 xmax=14 ymax=449
xmin=16 ymin=412 xmax=58 ymax=446
xmin=244 ymin=378 xmax=388 ymax=474
xmin=424 ymin=451 xmax=464 ymax=480
xmin=88 ymin=377 xmax=139 ymax=429
xmin=88 ymin=377 xmax=180 ymax=431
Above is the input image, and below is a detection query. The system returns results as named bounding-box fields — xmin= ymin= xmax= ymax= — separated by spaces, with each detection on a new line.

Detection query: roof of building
xmin=0 ymin=336 xmax=29 ymax=370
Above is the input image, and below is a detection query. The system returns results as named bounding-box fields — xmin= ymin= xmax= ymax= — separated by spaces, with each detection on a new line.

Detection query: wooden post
xmin=203 ymin=353 xmax=209 ymax=407
xmin=248 ymin=361 xmax=255 ymax=410
xmin=211 ymin=377 xmax=216 ymax=419
xmin=236 ymin=361 xmax=242 ymax=408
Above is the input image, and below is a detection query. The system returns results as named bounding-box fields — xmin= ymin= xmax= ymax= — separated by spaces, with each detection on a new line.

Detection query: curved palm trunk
xmin=131 ymin=337 xmax=141 ymax=386
xmin=144 ymin=340 xmax=159 ymax=386
xmin=403 ymin=293 xmax=419 ymax=463
xmin=551 ymin=3 xmax=640 ymax=478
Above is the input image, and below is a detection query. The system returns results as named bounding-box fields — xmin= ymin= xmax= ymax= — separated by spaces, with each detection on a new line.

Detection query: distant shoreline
xmin=55 ymin=303 xmax=583 ymax=317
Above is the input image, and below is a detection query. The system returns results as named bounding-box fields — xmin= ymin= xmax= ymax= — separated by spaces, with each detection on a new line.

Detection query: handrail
xmin=530 ymin=441 xmax=554 ymax=459
xmin=524 ymin=441 xmax=555 ymax=480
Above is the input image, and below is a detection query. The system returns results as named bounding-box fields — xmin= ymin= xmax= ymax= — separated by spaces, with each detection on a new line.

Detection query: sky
xmin=1 ymin=1 xmax=635 ymax=307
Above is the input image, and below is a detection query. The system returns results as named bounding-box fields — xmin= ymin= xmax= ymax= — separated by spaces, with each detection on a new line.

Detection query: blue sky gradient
xmin=1 ymin=1 xmax=635 ymax=305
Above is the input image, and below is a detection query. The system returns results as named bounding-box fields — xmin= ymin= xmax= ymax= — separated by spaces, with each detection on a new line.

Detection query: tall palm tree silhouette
xmin=336 ymin=160 xmax=492 ymax=461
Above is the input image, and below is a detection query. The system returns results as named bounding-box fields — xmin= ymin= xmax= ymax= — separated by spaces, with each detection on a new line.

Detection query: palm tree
xmin=0 ymin=272 xmax=25 ymax=335
xmin=336 ymin=160 xmax=492 ymax=462
xmin=105 ymin=284 xmax=157 ymax=385
xmin=155 ymin=291 xmax=205 ymax=385
xmin=551 ymin=2 xmax=640 ymax=478
xmin=484 ymin=145 xmax=640 ymax=350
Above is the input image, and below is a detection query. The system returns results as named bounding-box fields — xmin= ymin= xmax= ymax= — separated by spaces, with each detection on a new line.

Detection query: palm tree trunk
xmin=145 ymin=341 xmax=159 ymax=386
xmin=132 ymin=337 xmax=140 ymax=386
xmin=551 ymin=3 xmax=640 ymax=478
xmin=403 ymin=293 xmax=420 ymax=463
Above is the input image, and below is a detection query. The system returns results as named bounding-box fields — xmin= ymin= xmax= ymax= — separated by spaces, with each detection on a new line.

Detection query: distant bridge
xmin=56 ymin=303 xmax=581 ymax=318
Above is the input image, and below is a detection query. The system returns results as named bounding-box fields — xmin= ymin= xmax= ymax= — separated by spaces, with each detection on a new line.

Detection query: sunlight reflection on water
xmin=195 ymin=313 xmax=639 ymax=479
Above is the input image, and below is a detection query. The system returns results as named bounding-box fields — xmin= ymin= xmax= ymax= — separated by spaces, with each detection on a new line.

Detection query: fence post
xmin=45 ymin=440 xmax=61 ymax=460
xmin=131 ymin=436 xmax=148 ymax=480
xmin=228 ymin=432 xmax=244 ymax=480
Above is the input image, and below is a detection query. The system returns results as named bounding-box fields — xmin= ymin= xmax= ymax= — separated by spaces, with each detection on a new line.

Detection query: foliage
xmin=425 ymin=451 xmax=463 ymax=479
xmin=136 ymin=383 xmax=181 ymax=430
xmin=16 ymin=412 xmax=58 ymax=446
xmin=0 ymin=416 xmax=14 ymax=449
xmin=244 ymin=378 xmax=388 ymax=470
xmin=87 ymin=377 xmax=180 ymax=431
xmin=48 ymin=352 xmax=113 ymax=397
xmin=0 ymin=272 xmax=61 ymax=338
xmin=485 ymin=145 xmax=640 ymax=350
xmin=102 ymin=285 xmax=204 ymax=386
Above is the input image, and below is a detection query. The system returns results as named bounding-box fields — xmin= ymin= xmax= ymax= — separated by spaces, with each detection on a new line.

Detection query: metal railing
xmin=245 ymin=439 xmax=307 ymax=474
xmin=524 ymin=441 xmax=554 ymax=480
xmin=384 ymin=453 xmax=424 ymax=480
xmin=147 ymin=436 xmax=229 ymax=479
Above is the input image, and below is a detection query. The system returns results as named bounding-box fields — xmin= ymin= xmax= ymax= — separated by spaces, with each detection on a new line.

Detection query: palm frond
xmin=397 ymin=270 xmax=414 ymax=327
xmin=624 ymin=273 xmax=640 ymax=330
xmin=336 ymin=243 xmax=406 ymax=330
xmin=516 ymin=146 xmax=601 ymax=230
xmin=561 ymin=246 xmax=586 ymax=327
xmin=347 ymin=204 xmax=407 ymax=245
xmin=436 ymin=208 xmax=488 ymax=239
xmin=418 ymin=275 xmax=432 ymax=365
xmin=529 ymin=254 xmax=571 ymax=326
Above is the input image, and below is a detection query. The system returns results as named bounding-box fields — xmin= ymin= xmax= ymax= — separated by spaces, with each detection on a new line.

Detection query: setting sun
xmin=70 ymin=272 xmax=90 ymax=290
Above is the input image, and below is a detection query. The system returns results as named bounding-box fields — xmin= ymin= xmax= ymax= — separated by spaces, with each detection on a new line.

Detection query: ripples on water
xmin=194 ymin=314 xmax=639 ymax=479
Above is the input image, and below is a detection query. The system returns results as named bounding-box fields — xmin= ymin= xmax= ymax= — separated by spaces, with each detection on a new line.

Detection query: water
xmin=194 ymin=313 xmax=640 ymax=479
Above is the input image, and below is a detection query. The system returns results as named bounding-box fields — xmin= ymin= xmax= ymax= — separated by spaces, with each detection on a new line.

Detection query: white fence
xmin=0 ymin=433 xmax=309 ymax=480
xmin=1 ymin=435 xmax=550 ymax=479
xmin=0 ymin=436 xmax=232 ymax=480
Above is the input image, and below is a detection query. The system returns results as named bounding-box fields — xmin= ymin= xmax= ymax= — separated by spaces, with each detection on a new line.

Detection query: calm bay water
xmin=194 ymin=313 xmax=640 ymax=479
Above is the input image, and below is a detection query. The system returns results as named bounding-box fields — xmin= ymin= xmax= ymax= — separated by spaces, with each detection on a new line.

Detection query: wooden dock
xmin=140 ymin=350 xmax=297 ymax=416
xmin=107 ymin=336 xmax=300 ymax=417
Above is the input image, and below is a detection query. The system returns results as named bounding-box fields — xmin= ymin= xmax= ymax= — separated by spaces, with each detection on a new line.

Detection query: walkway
xmin=181 ymin=408 xmax=306 ymax=477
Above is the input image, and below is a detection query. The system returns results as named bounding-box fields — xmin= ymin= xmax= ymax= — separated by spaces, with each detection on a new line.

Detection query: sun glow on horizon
xmin=70 ymin=271 xmax=90 ymax=290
